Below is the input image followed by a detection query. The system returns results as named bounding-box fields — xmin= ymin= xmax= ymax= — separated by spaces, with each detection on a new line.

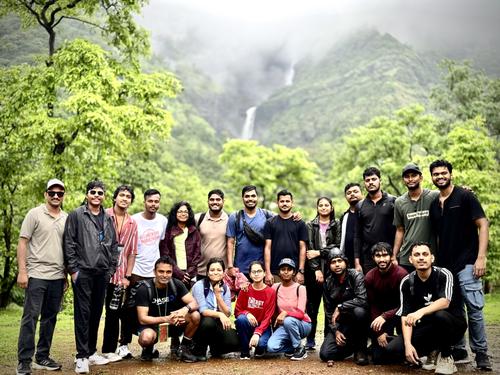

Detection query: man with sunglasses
xmin=16 ymin=179 xmax=68 ymax=375
xmin=64 ymin=180 xmax=119 ymax=374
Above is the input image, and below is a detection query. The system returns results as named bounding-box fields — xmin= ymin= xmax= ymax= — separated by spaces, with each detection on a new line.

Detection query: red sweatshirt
xmin=235 ymin=284 xmax=276 ymax=336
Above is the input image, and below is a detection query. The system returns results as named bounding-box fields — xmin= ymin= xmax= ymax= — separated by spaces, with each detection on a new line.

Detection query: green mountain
xmin=253 ymin=30 xmax=441 ymax=147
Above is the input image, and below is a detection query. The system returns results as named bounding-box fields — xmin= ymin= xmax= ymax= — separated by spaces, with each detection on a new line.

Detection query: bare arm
xmin=16 ymin=237 xmax=29 ymax=289
xmin=296 ymin=240 xmax=306 ymax=284
xmin=392 ymin=226 xmax=404 ymax=264
xmin=226 ymin=237 xmax=236 ymax=276
xmin=137 ymin=306 xmax=171 ymax=326
xmin=401 ymin=316 xmax=419 ymax=364
xmin=404 ymin=297 xmax=450 ymax=326
xmin=264 ymin=239 xmax=273 ymax=284
xmin=474 ymin=217 xmax=489 ymax=278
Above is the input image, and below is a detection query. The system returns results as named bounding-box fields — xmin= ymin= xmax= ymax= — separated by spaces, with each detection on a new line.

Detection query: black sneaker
xmin=140 ymin=347 xmax=159 ymax=361
xmin=180 ymin=342 xmax=198 ymax=363
xmin=33 ymin=357 xmax=62 ymax=371
xmin=254 ymin=347 xmax=266 ymax=358
xmin=284 ymin=350 xmax=294 ymax=358
xmin=240 ymin=352 xmax=250 ymax=360
xmin=290 ymin=346 xmax=307 ymax=361
xmin=475 ymin=351 xmax=492 ymax=371
xmin=170 ymin=335 xmax=180 ymax=358
xmin=16 ymin=362 xmax=31 ymax=375
xmin=451 ymin=348 xmax=470 ymax=364
xmin=354 ymin=351 xmax=369 ymax=366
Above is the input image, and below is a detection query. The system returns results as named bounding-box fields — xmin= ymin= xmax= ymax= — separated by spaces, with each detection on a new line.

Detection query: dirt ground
xmin=19 ymin=324 xmax=499 ymax=375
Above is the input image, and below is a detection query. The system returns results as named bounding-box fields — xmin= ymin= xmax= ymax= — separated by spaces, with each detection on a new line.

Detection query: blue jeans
xmin=457 ymin=264 xmax=488 ymax=353
xmin=17 ymin=278 xmax=65 ymax=364
xmin=267 ymin=317 xmax=311 ymax=353
xmin=235 ymin=314 xmax=272 ymax=355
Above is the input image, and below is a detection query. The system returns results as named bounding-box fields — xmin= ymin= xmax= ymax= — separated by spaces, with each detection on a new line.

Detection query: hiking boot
xmin=74 ymin=358 xmax=89 ymax=374
xmin=33 ymin=357 xmax=62 ymax=371
xmin=140 ymin=347 xmax=159 ymax=361
xmin=290 ymin=345 xmax=307 ymax=361
xmin=88 ymin=352 xmax=109 ymax=366
xmin=254 ymin=346 xmax=266 ymax=358
xmin=451 ymin=348 xmax=470 ymax=364
xmin=103 ymin=352 xmax=123 ymax=362
xmin=422 ymin=350 xmax=439 ymax=371
xmin=354 ymin=350 xmax=369 ymax=366
xmin=435 ymin=353 xmax=457 ymax=374
xmin=475 ymin=351 xmax=492 ymax=371
xmin=16 ymin=361 xmax=31 ymax=375
xmin=192 ymin=343 xmax=208 ymax=362
xmin=179 ymin=341 xmax=198 ymax=363
xmin=116 ymin=344 xmax=133 ymax=359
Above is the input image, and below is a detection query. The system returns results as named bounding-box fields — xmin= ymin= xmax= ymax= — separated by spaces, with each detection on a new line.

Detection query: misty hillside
xmin=253 ymin=30 xmax=440 ymax=147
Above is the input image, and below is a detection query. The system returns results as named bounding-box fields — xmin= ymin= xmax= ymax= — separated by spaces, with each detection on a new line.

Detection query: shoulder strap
xmin=235 ymin=210 xmax=243 ymax=233
xmin=197 ymin=212 xmax=206 ymax=228
xmin=296 ymin=284 xmax=300 ymax=297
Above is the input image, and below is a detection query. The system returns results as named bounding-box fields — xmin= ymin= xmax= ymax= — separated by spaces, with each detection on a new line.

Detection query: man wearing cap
xmin=320 ymin=248 xmax=369 ymax=366
xmin=392 ymin=163 xmax=438 ymax=273
xmin=64 ymin=180 xmax=119 ymax=374
xmin=16 ymin=179 xmax=68 ymax=375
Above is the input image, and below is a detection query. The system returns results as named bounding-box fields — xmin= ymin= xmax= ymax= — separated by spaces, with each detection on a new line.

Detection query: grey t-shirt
xmin=20 ymin=204 xmax=67 ymax=279
xmin=393 ymin=189 xmax=438 ymax=266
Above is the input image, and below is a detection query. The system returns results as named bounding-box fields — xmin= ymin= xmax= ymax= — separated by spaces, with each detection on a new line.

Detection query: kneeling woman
xmin=191 ymin=258 xmax=239 ymax=359
xmin=267 ymin=258 xmax=311 ymax=360
xmin=235 ymin=261 xmax=276 ymax=359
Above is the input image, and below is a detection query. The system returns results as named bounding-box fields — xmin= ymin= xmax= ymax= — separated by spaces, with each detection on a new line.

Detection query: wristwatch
xmin=337 ymin=303 xmax=343 ymax=310
xmin=298 ymin=269 xmax=305 ymax=274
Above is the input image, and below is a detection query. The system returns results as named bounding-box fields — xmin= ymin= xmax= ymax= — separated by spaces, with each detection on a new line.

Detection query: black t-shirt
xmin=263 ymin=216 xmax=308 ymax=273
xmin=398 ymin=267 xmax=462 ymax=318
xmin=344 ymin=211 xmax=357 ymax=268
xmin=136 ymin=278 xmax=189 ymax=317
xmin=430 ymin=186 xmax=486 ymax=273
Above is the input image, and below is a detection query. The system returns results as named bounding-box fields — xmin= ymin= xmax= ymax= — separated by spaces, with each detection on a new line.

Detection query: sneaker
xmin=179 ymin=341 xmax=198 ymax=363
xmin=290 ymin=345 xmax=307 ymax=361
xmin=475 ymin=351 xmax=492 ymax=371
xmin=422 ymin=350 xmax=439 ymax=371
xmin=16 ymin=361 xmax=31 ymax=375
xmin=354 ymin=350 xmax=369 ymax=366
xmin=240 ymin=352 xmax=250 ymax=360
xmin=254 ymin=346 xmax=266 ymax=358
xmin=116 ymin=345 xmax=133 ymax=359
xmin=33 ymin=357 xmax=62 ymax=371
xmin=140 ymin=347 xmax=159 ymax=361
xmin=284 ymin=350 xmax=294 ymax=358
xmin=74 ymin=358 xmax=89 ymax=374
xmin=451 ymin=348 xmax=470 ymax=364
xmin=170 ymin=335 xmax=180 ymax=358
xmin=88 ymin=352 xmax=110 ymax=366
xmin=306 ymin=339 xmax=316 ymax=351
xmin=435 ymin=353 xmax=457 ymax=375
xmin=103 ymin=352 xmax=123 ymax=362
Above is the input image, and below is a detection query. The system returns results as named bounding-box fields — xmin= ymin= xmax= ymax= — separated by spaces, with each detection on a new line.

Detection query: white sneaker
xmin=103 ymin=352 xmax=123 ymax=362
xmin=88 ymin=352 xmax=110 ymax=366
xmin=74 ymin=358 xmax=89 ymax=374
xmin=116 ymin=344 xmax=133 ymax=359
xmin=434 ymin=353 xmax=457 ymax=375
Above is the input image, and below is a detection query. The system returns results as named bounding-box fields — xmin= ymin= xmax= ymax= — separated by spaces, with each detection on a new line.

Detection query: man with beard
xmin=263 ymin=190 xmax=308 ymax=285
xmin=429 ymin=160 xmax=492 ymax=371
xmin=16 ymin=179 xmax=67 ymax=375
xmin=135 ymin=256 xmax=201 ymax=362
xmin=392 ymin=164 xmax=438 ymax=273
xmin=385 ymin=242 xmax=467 ymax=374
xmin=195 ymin=189 xmax=229 ymax=280
xmin=339 ymin=183 xmax=363 ymax=268
xmin=64 ymin=180 xmax=118 ymax=373
xmin=226 ymin=185 xmax=273 ymax=278
xmin=354 ymin=167 xmax=396 ymax=273
xmin=364 ymin=242 xmax=407 ymax=364
xmin=320 ymin=248 xmax=369 ymax=366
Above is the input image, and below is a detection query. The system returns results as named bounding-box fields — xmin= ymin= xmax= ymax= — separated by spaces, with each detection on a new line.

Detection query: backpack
xmin=202 ymin=277 xmax=228 ymax=298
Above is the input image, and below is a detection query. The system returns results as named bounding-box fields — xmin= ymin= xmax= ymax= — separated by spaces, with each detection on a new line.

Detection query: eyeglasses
xmin=177 ymin=210 xmax=189 ymax=214
xmin=89 ymin=190 xmax=104 ymax=196
xmin=47 ymin=191 xmax=65 ymax=198
xmin=250 ymin=269 xmax=264 ymax=274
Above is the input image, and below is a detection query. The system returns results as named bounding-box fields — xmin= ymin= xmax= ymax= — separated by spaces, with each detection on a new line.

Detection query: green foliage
xmin=219 ymin=140 xmax=318 ymax=211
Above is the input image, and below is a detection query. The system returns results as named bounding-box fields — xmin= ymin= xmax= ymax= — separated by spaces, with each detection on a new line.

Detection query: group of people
xmin=15 ymin=159 xmax=493 ymax=375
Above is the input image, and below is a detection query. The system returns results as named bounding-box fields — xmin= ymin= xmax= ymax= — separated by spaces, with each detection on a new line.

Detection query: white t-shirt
xmin=131 ymin=212 xmax=168 ymax=277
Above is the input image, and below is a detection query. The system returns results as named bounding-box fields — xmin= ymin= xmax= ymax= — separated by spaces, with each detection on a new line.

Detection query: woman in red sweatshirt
xmin=235 ymin=261 xmax=276 ymax=359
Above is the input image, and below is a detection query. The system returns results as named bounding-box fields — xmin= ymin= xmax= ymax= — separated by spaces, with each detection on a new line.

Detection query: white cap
xmin=47 ymin=178 xmax=65 ymax=190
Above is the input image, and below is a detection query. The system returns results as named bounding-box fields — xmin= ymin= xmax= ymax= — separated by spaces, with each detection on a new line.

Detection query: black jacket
xmin=306 ymin=217 xmax=340 ymax=273
xmin=63 ymin=205 xmax=118 ymax=276
xmin=323 ymin=269 xmax=368 ymax=325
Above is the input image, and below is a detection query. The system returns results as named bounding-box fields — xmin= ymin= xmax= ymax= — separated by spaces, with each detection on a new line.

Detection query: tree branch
xmin=55 ymin=15 xmax=107 ymax=31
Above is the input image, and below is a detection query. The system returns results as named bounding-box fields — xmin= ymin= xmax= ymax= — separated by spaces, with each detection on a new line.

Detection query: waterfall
xmin=241 ymin=106 xmax=257 ymax=139
xmin=284 ymin=63 xmax=295 ymax=86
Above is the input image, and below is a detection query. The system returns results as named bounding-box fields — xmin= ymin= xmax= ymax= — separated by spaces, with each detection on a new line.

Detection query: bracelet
xmin=185 ymin=304 xmax=192 ymax=313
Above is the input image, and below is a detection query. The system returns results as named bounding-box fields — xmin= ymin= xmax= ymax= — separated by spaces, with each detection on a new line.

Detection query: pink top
xmin=235 ymin=284 xmax=276 ymax=336
xmin=106 ymin=208 xmax=138 ymax=284
xmin=272 ymin=282 xmax=311 ymax=322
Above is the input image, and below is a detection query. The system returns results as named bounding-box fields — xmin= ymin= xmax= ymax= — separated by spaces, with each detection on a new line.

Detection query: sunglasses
xmin=47 ymin=191 xmax=65 ymax=198
xmin=89 ymin=190 xmax=104 ymax=196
